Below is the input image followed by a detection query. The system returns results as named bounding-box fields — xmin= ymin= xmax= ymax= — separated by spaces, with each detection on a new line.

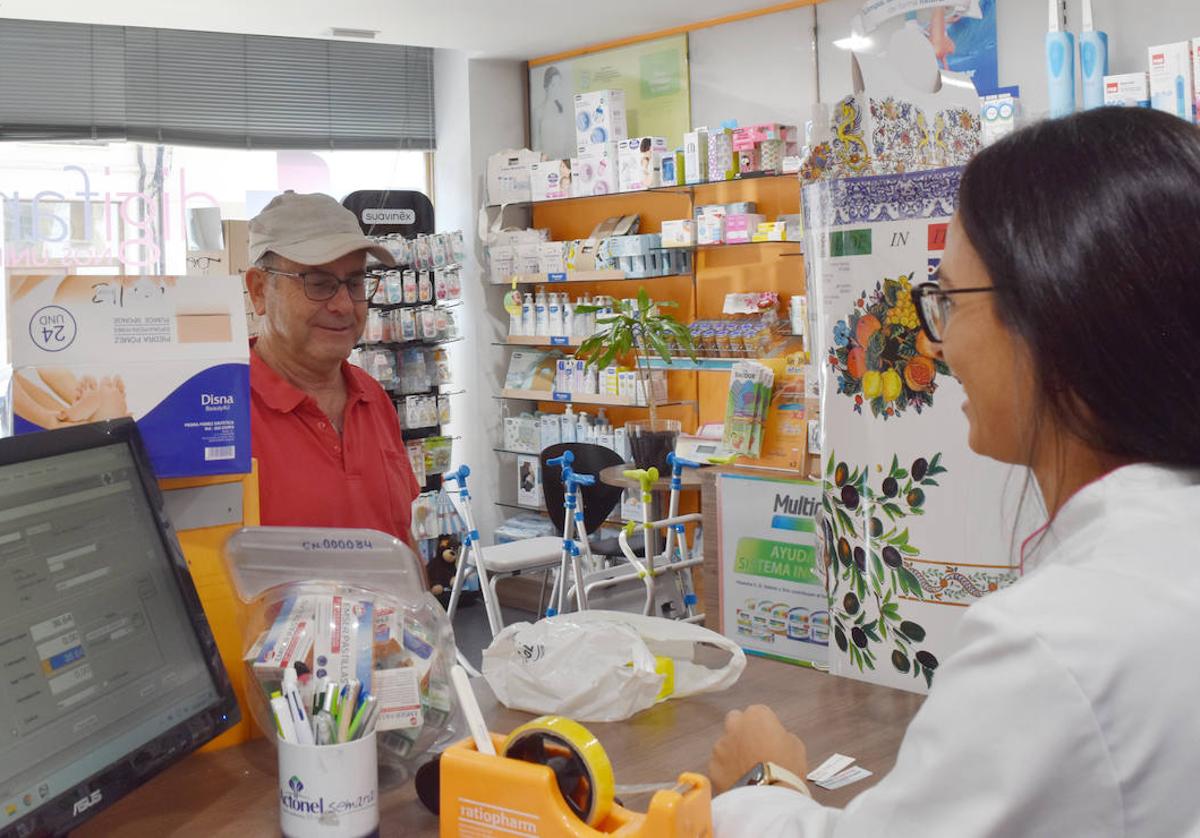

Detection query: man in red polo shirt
xmin=244 ymin=191 xmax=421 ymax=547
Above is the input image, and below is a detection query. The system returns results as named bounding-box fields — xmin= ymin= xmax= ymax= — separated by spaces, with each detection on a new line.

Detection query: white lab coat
xmin=713 ymin=464 xmax=1200 ymax=837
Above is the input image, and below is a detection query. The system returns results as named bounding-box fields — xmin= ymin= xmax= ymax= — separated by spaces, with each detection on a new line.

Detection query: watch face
xmin=732 ymin=762 xmax=768 ymax=789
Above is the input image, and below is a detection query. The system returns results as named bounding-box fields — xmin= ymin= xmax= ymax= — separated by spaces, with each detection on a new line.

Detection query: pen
xmin=347 ymin=694 xmax=376 ymax=741
xmin=357 ymin=699 xmax=381 ymax=739
xmin=271 ymin=695 xmax=298 ymax=744
xmin=337 ymin=680 xmax=361 ymax=744
xmin=286 ymin=686 xmax=315 ymax=746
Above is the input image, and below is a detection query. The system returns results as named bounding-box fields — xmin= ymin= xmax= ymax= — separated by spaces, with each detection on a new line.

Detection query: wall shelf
xmin=502 ymin=335 xmax=585 ymax=347
xmin=489 ymin=270 xmax=691 ymax=286
xmin=496 ymin=389 xmax=695 ymax=408
xmin=485 ymin=171 xmax=800 ymax=210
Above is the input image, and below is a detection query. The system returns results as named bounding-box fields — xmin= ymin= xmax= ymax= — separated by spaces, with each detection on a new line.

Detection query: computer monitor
xmin=0 ymin=419 xmax=239 ymax=837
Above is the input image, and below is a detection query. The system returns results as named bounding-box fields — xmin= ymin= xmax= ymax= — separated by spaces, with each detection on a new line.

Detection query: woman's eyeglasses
xmin=267 ymin=269 xmax=380 ymax=302
xmin=912 ymin=281 xmax=994 ymax=342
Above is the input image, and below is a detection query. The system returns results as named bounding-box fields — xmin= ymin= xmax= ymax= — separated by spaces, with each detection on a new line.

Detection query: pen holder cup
xmin=278 ymin=732 xmax=380 ymax=838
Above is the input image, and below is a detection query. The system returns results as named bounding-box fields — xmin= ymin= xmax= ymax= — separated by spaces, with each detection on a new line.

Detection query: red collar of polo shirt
xmin=249 ymin=338 xmax=373 ymax=414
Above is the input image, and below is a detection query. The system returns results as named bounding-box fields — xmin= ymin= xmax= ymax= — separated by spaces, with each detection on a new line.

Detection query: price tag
xmin=552 ymin=391 xmax=572 ymax=402
xmin=549 ymin=336 xmax=568 ymax=346
xmin=547 ymin=272 xmax=567 ymax=283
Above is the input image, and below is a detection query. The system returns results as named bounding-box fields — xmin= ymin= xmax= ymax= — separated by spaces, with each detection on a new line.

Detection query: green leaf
xmin=637 ymin=287 xmax=651 ymax=313
xmin=647 ymin=332 xmax=672 ymax=364
xmin=923 ymin=667 xmax=934 ymax=688
xmin=878 ymin=617 xmax=887 ymax=639
xmin=894 ymin=469 xmax=909 ymax=480
xmin=899 ymin=567 xmax=922 ymax=598
xmin=889 ymin=454 xmax=898 ymax=475
xmin=922 ymin=479 xmax=940 ymax=487
xmin=826 ymin=452 xmax=836 ymax=477
xmin=871 ymin=551 xmax=884 ymax=581
xmin=899 ymin=544 xmax=919 ymax=556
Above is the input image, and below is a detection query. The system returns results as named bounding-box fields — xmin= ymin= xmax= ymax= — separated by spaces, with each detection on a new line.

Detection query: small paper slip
xmin=813 ymin=766 xmax=873 ymax=790
xmin=373 ymin=667 xmax=423 ymax=731
xmin=806 ymin=753 xmax=856 ymax=784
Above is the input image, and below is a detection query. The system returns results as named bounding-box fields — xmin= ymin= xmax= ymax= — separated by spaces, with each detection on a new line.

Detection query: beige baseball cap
xmin=248 ymin=190 xmax=396 ymax=268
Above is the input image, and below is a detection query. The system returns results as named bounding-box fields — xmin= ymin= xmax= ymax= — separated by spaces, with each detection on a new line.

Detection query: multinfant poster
xmin=802 ymin=168 xmax=1037 ymax=694
xmin=717 ymin=472 xmax=828 ymax=668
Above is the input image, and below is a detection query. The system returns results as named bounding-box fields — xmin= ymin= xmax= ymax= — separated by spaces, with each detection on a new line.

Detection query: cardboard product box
xmin=9 ymin=274 xmax=250 ymax=477
xmin=529 ymin=160 xmax=572 ymax=201
xmin=538 ymin=242 xmax=568 ymax=274
xmin=661 ymin=219 xmax=696 ymax=248
xmin=515 ymin=243 xmax=541 ymax=275
xmin=980 ymin=93 xmax=1019 ymax=146
xmin=707 ymin=128 xmax=739 ymax=182
xmin=618 ymin=137 xmax=670 ymax=191
xmin=696 ymin=211 xmax=727 ymax=246
xmin=725 ymin=213 xmax=766 ymax=245
xmin=489 ymin=245 xmax=516 ymax=283
xmin=683 ymin=129 xmax=709 ymax=185
xmin=487 ymin=149 xmax=543 ymax=205
xmin=574 ymin=89 xmax=628 ymax=149
xmin=1194 ymin=39 xmax=1200 ymax=120
xmin=1148 ymin=42 xmax=1195 ymax=122
xmin=1103 ymin=73 xmax=1150 ymax=108
xmin=571 ymin=143 xmax=619 ymax=196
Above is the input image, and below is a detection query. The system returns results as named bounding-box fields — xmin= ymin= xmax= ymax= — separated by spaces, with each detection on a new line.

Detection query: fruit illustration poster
xmin=801 ymin=168 xmax=1037 ymax=694
xmin=716 ymin=473 xmax=828 ymax=668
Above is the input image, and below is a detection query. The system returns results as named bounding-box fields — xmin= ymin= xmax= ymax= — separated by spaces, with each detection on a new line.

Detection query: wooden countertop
xmin=77 ymin=657 xmax=922 ymax=837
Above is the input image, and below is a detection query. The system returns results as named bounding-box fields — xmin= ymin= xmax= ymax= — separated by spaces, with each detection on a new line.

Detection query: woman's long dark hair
xmin=957 ymin=107 xmax=1200 ymax=470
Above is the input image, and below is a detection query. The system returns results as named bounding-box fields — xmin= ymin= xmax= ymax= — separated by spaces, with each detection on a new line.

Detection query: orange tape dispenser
xmin=437 ymin=714 xmax=712 ymax=837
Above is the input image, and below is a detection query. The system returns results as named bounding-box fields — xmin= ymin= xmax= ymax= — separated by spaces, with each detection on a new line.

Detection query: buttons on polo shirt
xmin=318 ymin=421 xmax=327 ymax=430
xmin=333 ymin=444 xmax=341 ymax=453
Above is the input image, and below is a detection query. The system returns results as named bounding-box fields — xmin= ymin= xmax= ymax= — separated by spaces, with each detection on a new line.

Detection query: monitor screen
xmin=0 ymin=421 xmax=238 ymax=837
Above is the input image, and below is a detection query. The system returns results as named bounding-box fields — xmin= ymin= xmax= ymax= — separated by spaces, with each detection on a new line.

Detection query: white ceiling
xmin=0 ymin=0 xmax=789 ymax=59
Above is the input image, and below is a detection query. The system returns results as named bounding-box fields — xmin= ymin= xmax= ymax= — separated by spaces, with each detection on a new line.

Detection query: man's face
xmin=247 ymin=250 xmax=369 ymax=370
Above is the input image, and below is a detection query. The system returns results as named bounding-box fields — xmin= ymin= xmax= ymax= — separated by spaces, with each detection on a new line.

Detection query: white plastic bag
xmin=482 ymin=611 xmax=746 ymax=722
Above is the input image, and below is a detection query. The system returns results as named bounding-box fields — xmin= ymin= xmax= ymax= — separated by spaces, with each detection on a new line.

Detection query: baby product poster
xmin=529 ymin=35 xmax=690 ymax=160
xmin=717 ymin=473 xmax=828 ymax=668
xmin=802 ymin=169 xmax=1035 ymax=694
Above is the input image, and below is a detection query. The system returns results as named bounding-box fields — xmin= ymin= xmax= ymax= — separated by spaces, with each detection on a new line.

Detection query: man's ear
xmin=244 ymin=267 xmax=269 ymax=317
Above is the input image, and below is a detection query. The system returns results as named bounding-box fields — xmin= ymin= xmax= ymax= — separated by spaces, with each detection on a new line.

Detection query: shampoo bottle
xmin=534 ymin=289 xmax=549 ymax=336
xmin=1079 ymin=0 xmax=1109 ymax=110
xmin=561 ymin=405 xmax=577 ymax=443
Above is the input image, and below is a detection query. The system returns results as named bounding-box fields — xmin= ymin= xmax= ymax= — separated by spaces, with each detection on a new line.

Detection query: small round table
xmin=598 ymin=464 xmax=706 ymax=558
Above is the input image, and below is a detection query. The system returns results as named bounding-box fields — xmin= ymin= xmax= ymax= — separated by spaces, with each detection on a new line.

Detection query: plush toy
xmin=427 ymin=533 xmax=461 ymax=597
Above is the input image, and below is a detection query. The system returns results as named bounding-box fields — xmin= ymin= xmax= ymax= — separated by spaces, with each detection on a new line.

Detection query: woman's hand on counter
xmin=707 ymin=704 xmax=808 ymax=794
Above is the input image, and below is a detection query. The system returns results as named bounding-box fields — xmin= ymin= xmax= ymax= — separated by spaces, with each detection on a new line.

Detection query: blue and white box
xmin=574 ymin=90 xmax=628 ymax=151
xmin=9 ymin=274 xmax=251 ymax=477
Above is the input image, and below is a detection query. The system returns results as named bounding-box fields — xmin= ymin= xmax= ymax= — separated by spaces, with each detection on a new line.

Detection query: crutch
xmin=443 ymin=466 xmax=502 ymax=636
xmin=544 ymin=450 xmax=598 ymax=616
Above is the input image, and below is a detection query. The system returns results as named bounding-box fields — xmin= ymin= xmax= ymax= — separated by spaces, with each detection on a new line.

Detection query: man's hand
xmin=707 ymin=705 xmax=808 ymax=794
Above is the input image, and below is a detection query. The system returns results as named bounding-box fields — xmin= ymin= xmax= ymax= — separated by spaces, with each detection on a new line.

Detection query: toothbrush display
xmin=1079 ymin=0 xmax=1109 ymax=110
xmin=1046 ymin=0 xmax=1076 ymax=118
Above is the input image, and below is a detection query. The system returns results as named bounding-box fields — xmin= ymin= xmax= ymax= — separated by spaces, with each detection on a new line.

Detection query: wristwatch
xmin=731 ymin=761 xmax=811 ymax=796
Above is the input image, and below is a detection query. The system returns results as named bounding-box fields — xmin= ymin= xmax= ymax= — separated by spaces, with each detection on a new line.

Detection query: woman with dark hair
xmin=707 ymin=107 xmax=1200 ymax=835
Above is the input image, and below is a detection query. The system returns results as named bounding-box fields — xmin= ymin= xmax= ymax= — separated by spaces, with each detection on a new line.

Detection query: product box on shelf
xmin=1099 ymin=72 xmax=1147 ymax=107
xmin=515 ymin=243 xmax=541 ymax=275
xmin=9 ymin=274 xmax=250 ymax=477
xmin=661 ymin=219 xmax=696 ymax=248
xmin=1194 ymin=38 xmax=1200 ymax=120
xmin=726 ymin=214 xmax=765 ymax=244
xmin=489 ymin=245 xmax=516 ymax=283
xmin=980 ymin=92 xmax=1019 ymax=146
xmin=696 ymin=207 xmax=727 ymax=246
xmin=574 ymin=89 xmax=627 ymax=149
xmin=683 ymin=129 xmax=709 ymax=185
xmin=529 ymin=160 xmax=572 ymax=201
xmin=487 ymin=148 xmax=542 ymax=205
xmin=618 ymin=137 xmax=670 ymax=191
xmin=538 ymin=242 xmax=568 ymax=274
xmin=707 ymin=128 xmax=739 ymax=182
xmin=660 ymin=150 xmax=685 ymax=186
xmin=571 ymin=143 xmax=619 ymax=196
xmin=1148 ymin=42 xmax=1196 ymax=122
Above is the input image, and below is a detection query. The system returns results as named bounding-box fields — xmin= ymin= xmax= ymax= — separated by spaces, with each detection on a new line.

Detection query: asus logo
xmin=72 ymin=790 xmax=101 ymax=816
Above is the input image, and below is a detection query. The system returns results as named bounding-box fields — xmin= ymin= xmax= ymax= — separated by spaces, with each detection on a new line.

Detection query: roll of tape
xmin=502 ymin=715 xmax=616 ymax=827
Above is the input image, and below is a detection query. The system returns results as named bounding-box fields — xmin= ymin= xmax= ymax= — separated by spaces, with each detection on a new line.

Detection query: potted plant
xmin=575 ymin=288 xmax=698 ymax=471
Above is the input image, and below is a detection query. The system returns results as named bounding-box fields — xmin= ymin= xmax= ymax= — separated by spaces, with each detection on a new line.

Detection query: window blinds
xmin=0 ymin=18 xmax=436 ymax=149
